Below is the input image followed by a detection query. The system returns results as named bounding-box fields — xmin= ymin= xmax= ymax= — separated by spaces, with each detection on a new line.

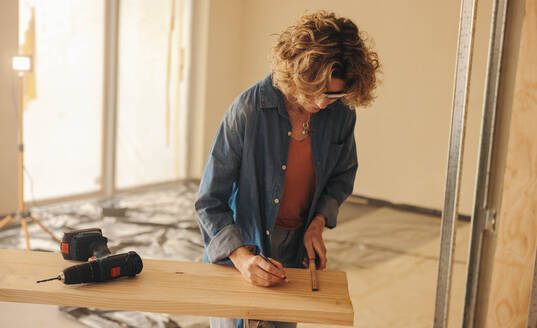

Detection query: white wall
xmin=187 ymin=0 xmax=245 ymax=179
xmin=0 ymin=0 xmax=19 ymax=215
xmin=193 ymin=0 xmax=494 ymax=214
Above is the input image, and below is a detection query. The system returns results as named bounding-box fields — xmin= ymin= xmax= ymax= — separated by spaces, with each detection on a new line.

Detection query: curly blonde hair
xmin=271 ymin=11 xmax=381 ymax=109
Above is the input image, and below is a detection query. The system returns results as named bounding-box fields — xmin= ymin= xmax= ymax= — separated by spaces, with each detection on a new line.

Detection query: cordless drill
xmin=61 ymin=228 xmax=111 ymax=261
xmin=37 ymin=251 xmax=143 ymax=284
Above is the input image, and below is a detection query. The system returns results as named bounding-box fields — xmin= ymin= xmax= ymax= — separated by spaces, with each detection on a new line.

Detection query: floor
xmin=0 ymin=182 xmax=471 ymax=328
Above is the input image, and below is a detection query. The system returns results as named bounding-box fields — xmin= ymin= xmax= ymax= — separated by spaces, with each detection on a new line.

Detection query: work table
xmin=0 ymin=249 xmax=354 ymax=326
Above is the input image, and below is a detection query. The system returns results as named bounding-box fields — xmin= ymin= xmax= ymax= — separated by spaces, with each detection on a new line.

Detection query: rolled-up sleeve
xmin=195 ymin=98 xmax=247 ymax=263
xmin=316 ymin=109 xmax=358 ymax=229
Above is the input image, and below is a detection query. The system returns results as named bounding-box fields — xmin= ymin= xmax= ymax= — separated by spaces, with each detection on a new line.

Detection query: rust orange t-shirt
xmin=275 ymin=136 xmax=316 ymax=230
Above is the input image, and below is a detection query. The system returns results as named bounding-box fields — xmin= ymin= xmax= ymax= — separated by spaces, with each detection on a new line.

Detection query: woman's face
xmin=298 ymin=78 xmax=346 ymax=113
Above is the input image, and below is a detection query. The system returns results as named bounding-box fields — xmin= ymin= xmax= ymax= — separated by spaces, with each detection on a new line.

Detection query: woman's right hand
xmin=229 ymin=246 xmax=286 ymax=287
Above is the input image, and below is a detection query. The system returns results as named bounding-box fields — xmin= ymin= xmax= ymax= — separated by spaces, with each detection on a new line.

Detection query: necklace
xmin=285 ymin=98 xmax=312 ymax=136
xmin=301 ymin=117 xmax=311 ymax=135
xmin=290 ymin=107 xmax=311 ymax=136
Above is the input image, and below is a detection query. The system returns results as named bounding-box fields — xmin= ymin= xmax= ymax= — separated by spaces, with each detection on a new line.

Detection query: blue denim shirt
xmin=195 ymin=74 xmax=358 ymax=267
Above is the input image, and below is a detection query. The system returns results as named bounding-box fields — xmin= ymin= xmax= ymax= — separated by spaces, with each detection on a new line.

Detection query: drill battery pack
xmin=61 ymin=228 xmax=110 ymax=261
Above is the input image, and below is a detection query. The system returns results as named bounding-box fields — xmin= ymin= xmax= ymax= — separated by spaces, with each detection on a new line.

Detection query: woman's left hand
xmin=303 ymin=214 xmax=327 ymax=270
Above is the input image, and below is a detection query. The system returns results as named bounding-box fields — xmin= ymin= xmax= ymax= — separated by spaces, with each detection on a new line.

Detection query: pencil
xmin=259 ymin=253 xmax=289 ymax=283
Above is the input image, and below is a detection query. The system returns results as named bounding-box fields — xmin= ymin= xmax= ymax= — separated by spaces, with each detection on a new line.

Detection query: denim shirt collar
xmin=259 ymin=73 xmax=290 ymax=118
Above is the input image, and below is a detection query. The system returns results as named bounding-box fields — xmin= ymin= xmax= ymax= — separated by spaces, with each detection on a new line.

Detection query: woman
xmin=195 ymin=10 xmax=380 ymax=328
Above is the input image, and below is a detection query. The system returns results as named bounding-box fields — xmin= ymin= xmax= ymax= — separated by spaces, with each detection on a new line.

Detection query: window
xmin=115 ymin=0 xmax=185 ymax=189
xmin=20 ymin=0 xmax=105 ymax=200
xmin=19 ymin=0 xmax=187 ymax=202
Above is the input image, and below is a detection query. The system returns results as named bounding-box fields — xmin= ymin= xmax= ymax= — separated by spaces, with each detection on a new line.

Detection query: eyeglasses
xmin=323 ymin=91 xmax=346 ymax=99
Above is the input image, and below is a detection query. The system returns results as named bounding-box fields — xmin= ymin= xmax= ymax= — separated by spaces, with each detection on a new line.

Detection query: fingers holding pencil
xmin=259 ymin=253 xmax=289 ymax=283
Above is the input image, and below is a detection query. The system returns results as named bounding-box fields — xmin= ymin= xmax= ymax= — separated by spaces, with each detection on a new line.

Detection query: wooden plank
xmin=485 ymin=0 xmax=537 ymax=327
xmin=0 ymin=249 xmax=354 ymax=326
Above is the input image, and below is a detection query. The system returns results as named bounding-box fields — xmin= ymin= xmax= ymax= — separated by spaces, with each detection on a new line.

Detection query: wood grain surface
xmin=0 ymin=249 xmax=353 ymax=326
xmin=486 ymin=0 xmax=537 ymax=327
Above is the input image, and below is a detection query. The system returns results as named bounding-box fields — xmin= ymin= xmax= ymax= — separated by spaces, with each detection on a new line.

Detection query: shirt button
xmin=287 ymin=131 xmax=292 ymax=136
xmin=266 ymin=230 xmax=270 ymax=236
xmin=281 ymin=165 xmax=287 ymax=170
xmin=274 ymin=198 xmax=279 ymax=204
